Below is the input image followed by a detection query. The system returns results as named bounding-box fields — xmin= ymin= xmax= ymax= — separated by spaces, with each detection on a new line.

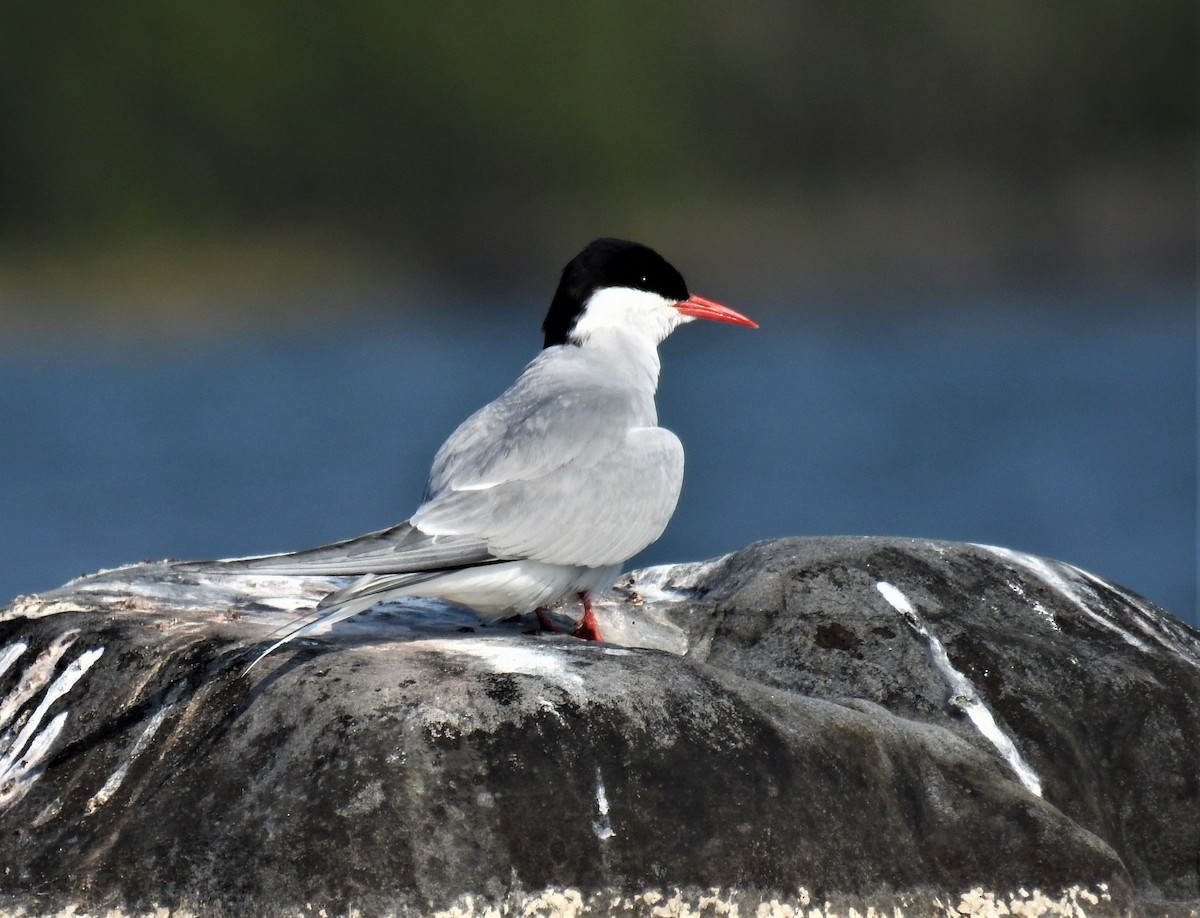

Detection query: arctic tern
xmin=193 ymin=238 xmax=756 ymax=668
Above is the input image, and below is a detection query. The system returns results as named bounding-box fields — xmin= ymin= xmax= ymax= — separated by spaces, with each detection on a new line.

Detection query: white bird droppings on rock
xmin=0 ymin=640 xmax=28 ymax=679
xmin=876 ymin=581 xmax=1043 ymax=797
xmin=435 ymin=638 xmax=586 ymax=697
xmin=0 ymin=643 xmax=104 ymax=808
xmin=592 ymin=767 xmax=616 ymax=840
xmin=974 ymin=545 xmax=1147 ymax=651
xmin=86 ymin=680 xmax=186 ymax=814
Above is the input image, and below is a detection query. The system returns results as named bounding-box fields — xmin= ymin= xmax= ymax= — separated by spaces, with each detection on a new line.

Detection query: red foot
xmin=535 ymin=594 xmax=604 ymax=641
xmin=571 ymin=592 xmax=604 ymax=642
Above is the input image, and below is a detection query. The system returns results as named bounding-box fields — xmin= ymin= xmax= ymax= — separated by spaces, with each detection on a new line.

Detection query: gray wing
xmin=183 ymin=522 xmax=498 ymax=576
xmin=193 ymin=347 xmax=670 ymax=578
xmin=412 ymin=426 xmax=684 ymax=568
xmin=425 ymin=347 xmax=655 ymax=498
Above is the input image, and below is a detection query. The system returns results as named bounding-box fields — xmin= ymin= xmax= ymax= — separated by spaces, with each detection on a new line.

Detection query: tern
xmin=193 ymin=238 xmax=756 ymax=668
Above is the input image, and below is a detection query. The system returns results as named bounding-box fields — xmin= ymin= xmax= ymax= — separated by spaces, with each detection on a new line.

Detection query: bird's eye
xmin=640 ymin=276 xmax=648 ymax=284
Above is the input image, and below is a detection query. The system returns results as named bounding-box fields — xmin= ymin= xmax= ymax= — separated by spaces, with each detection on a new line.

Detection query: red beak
xmin=675 ymin=294 xmax=758 ymax=329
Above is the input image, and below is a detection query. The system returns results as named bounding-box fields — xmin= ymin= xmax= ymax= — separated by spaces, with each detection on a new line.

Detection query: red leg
xmin=571 ymin=592 xmax=604 ymax=642
xmin=535 ymin=607 xmax=565 ymax=633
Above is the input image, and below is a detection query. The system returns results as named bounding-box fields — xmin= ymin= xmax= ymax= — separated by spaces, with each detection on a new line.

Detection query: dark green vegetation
xmin=0 ymin=2 xmax=1193 ymax=301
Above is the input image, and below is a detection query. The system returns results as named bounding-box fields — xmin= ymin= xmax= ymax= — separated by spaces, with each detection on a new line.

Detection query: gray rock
xmin=0 ymin=537 xmax=1196 ymax=917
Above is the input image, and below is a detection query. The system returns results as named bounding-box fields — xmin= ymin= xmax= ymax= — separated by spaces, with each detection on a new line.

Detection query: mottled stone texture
xmin=0 ymin=537 xmax=1196 ymax=917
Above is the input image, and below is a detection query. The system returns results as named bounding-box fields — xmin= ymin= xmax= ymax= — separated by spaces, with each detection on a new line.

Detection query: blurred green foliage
xmin=0 ymin=1 xmax=1193 ymax=294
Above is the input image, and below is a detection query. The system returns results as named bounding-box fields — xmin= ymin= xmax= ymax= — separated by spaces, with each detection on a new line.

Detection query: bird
xmin=190 ymin=238 xmax=756 ymax=669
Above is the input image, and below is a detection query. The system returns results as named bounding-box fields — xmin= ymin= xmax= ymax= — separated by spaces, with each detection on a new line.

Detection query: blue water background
xmin=2 ymin=286 xmax=1195 ymax=625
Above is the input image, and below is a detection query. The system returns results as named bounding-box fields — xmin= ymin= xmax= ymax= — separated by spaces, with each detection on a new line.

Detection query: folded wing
xmin=192 ymin=523 xmax=498 ymax=576
xmin=413 ymin=426 xmax=684 ymax=568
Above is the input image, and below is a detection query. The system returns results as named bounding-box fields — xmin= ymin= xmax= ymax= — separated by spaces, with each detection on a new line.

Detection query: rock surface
xmin=0 ymin=537 xmax=1197 ymax=917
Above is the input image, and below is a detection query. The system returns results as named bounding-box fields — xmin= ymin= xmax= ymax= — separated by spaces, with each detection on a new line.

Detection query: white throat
xmin=568 ymin=286 xmax=689 ymax=347
xmin=565 ymin=286 xmax=690 ymax=394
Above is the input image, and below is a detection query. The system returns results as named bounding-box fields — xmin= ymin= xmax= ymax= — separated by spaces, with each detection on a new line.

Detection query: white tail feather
xmin=243 ymin=595 xmax=382 ymax=675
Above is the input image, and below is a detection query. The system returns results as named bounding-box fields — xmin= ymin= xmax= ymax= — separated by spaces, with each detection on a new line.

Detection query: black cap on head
xmin=542 ymin=239 xmax=688 ymax=348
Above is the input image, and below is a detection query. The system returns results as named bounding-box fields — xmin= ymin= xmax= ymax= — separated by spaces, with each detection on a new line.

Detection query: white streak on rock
xmin=536 ymin=698 xmax=567 ymax=724
xmin=875 ymin=581 xmax=1043 ymax=797
xmin=874 ymin=581 xmax=917 ymax=617
xmin=0 ymin=631 xmax=80 ymax=734
xmin=0 ymin=647 xmax=105 ymax=773
xmin=1030 ymin=602 xmax=1060 ymax=630
xmin=0 ymin=641 xmax=27 ymax=679
xmin=620 ymin=569 xmax=686 ymax=603
xmin=14 ymin=710 xmax=68 ymax=773
xmin=0 ymin=646 xmax=104 ymax=808
xmin=1072 ymin=568 xmax=1200 ymax=669
xmin=0 ymin=711 xmax=69 ymax=808
xmin=86 ymin=681 xmax=186 ymax=813
xmin=435 ymin=639 xmax=585 ymax=696
xmin=621 ymin=558 xmax=723 ymax=602
xmin=592 ymin=767 xmax=616 ymax=840
xmin=974 ymin=545 xmax=1147 ymax=650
